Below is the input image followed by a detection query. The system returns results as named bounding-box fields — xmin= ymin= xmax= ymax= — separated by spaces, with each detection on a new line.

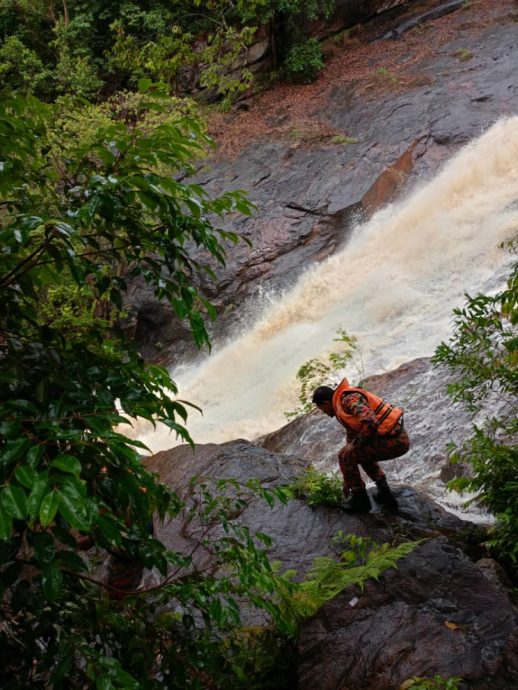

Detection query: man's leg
xmin=338 ymin=443 xmax=365 ymax=495
xmin=360 ymin=428 xmax=410 ymax=509
xmin=338 ymin=444 xmax=371 ymax=512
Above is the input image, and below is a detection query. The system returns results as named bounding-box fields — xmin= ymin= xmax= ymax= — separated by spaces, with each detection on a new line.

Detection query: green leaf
xmin=58 ymin=480 xmax=91 ymax=531
xmin=15 ymin=464 xmax=37 ymax=489
xmin=1 ymin=437 xmax=30 ymax=467
xmin=39 ymin=490 xmax=59 ymax=526
xmin=0 ymin=504 xmax=13 ymax=540
xmin=50 ymin=454 xmax=82 ymax=477
xmin=27 ymin=444 xmax=45 ymax=468
xmin=42 ymin=562 xmax=63 ymax=601
xmin=137 ymin=77 xmax=153 ymax=93
xmin=96 ymin=677 xmax=113 ymax=690
xmin=27 ymin=472 xmax=50 ymax=519
xmin=0 ymin=420 xmax=22 ymax=439
xmin=97 ymin=514 xmax=123 ymax=548
xmin=49 ymin=644 xmax=73 ymax=683
xmin=1 ymin=485 xmax=27 ymax=520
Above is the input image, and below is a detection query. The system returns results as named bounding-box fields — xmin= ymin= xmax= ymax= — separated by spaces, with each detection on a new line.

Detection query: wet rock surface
xmin=146 ymin=438 xmax=518 ymax=688
xmin=128 ymin=0 xmax=518 ymax=364
xmin=298 ymin=537 xmax=518 ymax=690
xmin=148 ymin=438 xmax=473 ymax=572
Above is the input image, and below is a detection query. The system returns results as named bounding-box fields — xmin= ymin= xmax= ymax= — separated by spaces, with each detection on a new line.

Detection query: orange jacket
xmin=332 ymin=378 xmax=403 ymax=435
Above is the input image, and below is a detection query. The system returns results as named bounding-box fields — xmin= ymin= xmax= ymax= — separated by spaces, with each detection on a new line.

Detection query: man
xmin=312 ymin=378 xmax=410 ymax=512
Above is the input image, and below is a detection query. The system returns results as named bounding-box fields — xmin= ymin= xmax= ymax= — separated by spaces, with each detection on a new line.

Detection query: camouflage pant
xmin=338 ymin=426 xmax=410 ymax=494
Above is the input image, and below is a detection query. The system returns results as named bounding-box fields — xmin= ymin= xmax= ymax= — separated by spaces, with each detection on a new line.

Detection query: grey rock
xmin=145 ymin=438 xmax=518 ymax=687
xmin=298 ymin=538 xmax=518 ymax=690
xmin=382 ymin=0 xmax=466 ymax=40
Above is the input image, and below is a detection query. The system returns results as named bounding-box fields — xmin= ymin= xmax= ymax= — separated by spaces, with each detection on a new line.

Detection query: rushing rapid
xmin=135 ymin=117 xmax=518 ymax=453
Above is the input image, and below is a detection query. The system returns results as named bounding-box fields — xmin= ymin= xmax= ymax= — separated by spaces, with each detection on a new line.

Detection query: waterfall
xmin=136 ymin=117 xmax=518 ymax=453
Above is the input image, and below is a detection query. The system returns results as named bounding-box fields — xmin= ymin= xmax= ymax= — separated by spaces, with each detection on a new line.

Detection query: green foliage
xmin=110 ymin=17 xmax=257 ymax=107
xmin=0 ymin=90 xmax=271 ymax=687
xmin=285 ymin=327 xmax=358 ymax=419
xmin=375 ymin=66 xmax=401 ymax=85
xmin=330 ymin=134 xmax=359 ymax=145
xmin=0 ymin=472 xmax=297 ymax=687
xmin=48 ymin=88 xmax=202 ymax=174
xmin=292 ymin=466 xmax=343 ymax=507
xmin=280 ymin=533 xmax=419 ymax=622
xmin=433 ymin=252 xmax=518 ymax=576
xmin=401 ymin=676 xmax=463 ymax=690
xmin=53 ymin=48 xmax=104 ymax=99
xmin=0 ymin=0 xmax=338 ymax=103
xmin=283 ymin=38 xmax=324 ymax=83
xmin=0 ymin=88 xmax=411 ymax=688
xmin=0 ymin=34 xmax=52 ymax=97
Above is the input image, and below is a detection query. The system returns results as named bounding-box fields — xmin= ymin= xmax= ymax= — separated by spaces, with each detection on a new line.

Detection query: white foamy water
xmin=135 ymin=117 xmax=518 ymax=452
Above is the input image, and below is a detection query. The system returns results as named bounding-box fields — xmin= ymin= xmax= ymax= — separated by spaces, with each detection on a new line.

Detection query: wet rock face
xmin=128 ymin=1 xmax=518 ymax=364
xmin=298 ymin=537 xmax=518 ymax=690
xmin=147 ymin=438 xmax=518 ymax=687
xmin=148 ymin=438 xmax=471 ymax=573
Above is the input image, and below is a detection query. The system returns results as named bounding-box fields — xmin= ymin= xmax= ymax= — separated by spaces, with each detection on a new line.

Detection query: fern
xmin=279 ymin=535 xmax=420 ymax=622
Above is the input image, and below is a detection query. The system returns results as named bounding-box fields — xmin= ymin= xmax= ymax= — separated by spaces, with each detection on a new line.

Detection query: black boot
xmin=374 ymin=476 xmax=399 ymax=510
xmin=341 ymin=488 xmax=371 ymax=513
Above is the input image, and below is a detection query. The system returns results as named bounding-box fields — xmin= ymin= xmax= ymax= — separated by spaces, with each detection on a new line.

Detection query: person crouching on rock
xmin=312 ymin=378 xmax=410 ymax=513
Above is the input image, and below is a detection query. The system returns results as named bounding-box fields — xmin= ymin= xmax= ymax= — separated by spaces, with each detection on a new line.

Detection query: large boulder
xmin=148 ymin=438 xmax=474 ymax=573
xmin=298 ymin=537 xmax=518 ymax=690
xmin=146 ymin=438 xmax=518 ymax=686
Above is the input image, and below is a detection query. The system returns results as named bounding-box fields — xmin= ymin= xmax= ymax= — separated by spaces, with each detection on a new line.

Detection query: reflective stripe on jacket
xmin=332 ymin=378 xmax=403 ymax=435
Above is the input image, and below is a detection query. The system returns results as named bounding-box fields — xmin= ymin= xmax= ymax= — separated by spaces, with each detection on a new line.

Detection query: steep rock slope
xmin=146 ymin=438 xmax=518 ymax=688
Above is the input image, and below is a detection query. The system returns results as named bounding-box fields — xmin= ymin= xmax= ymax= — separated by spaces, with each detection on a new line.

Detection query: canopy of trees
xmin=0 ymin=0 xmax=336 ymax=104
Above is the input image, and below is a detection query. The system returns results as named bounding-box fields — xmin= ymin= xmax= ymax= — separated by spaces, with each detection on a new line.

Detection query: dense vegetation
xmin=434 ymin=249 xmax=518 ymax=579
xmin=0 ymin=0 xmax=335 ymax=105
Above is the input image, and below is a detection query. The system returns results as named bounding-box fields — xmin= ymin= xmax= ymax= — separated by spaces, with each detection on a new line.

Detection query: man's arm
xmin=341 ymin=392 xmax=379 ymax=441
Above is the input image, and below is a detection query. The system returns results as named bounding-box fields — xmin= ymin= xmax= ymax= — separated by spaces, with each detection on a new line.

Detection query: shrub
xmin=401 ymin=676 xmax=463 ymax=690
xmin=0 ymin=35 xmax=52 ymax=97
xmin=293 ymin=466 xmax=343 ymax=507
xmin=283 ymin=38 xmax=324 ymax=83
xmin=433 ymin=250 xmax=518 ymax=577
xmin=285 ymin=328 xmax=358 ymax=419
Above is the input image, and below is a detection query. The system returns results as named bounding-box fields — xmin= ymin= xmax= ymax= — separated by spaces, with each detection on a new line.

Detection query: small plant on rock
xmin=401 ymin=676 xmax=463 ymax=690
xmin=285 ymin=327 xmax=358 ymax=420
xmin=330 ymin=134 xmax=359 ymax=145
xmin=454 ymin=48 xmax=473 ymax=62
xmin=375 ymin=66 xmax=401 ymax=85
xmin=292 ymin=466 xmax=343 ymax=507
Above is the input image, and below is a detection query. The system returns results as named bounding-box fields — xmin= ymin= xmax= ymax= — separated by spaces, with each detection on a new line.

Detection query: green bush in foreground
xmin=433 ymin=249 xmax=518 ymax=577
xmin=401 ymin=676 xmax=463 ymax=690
